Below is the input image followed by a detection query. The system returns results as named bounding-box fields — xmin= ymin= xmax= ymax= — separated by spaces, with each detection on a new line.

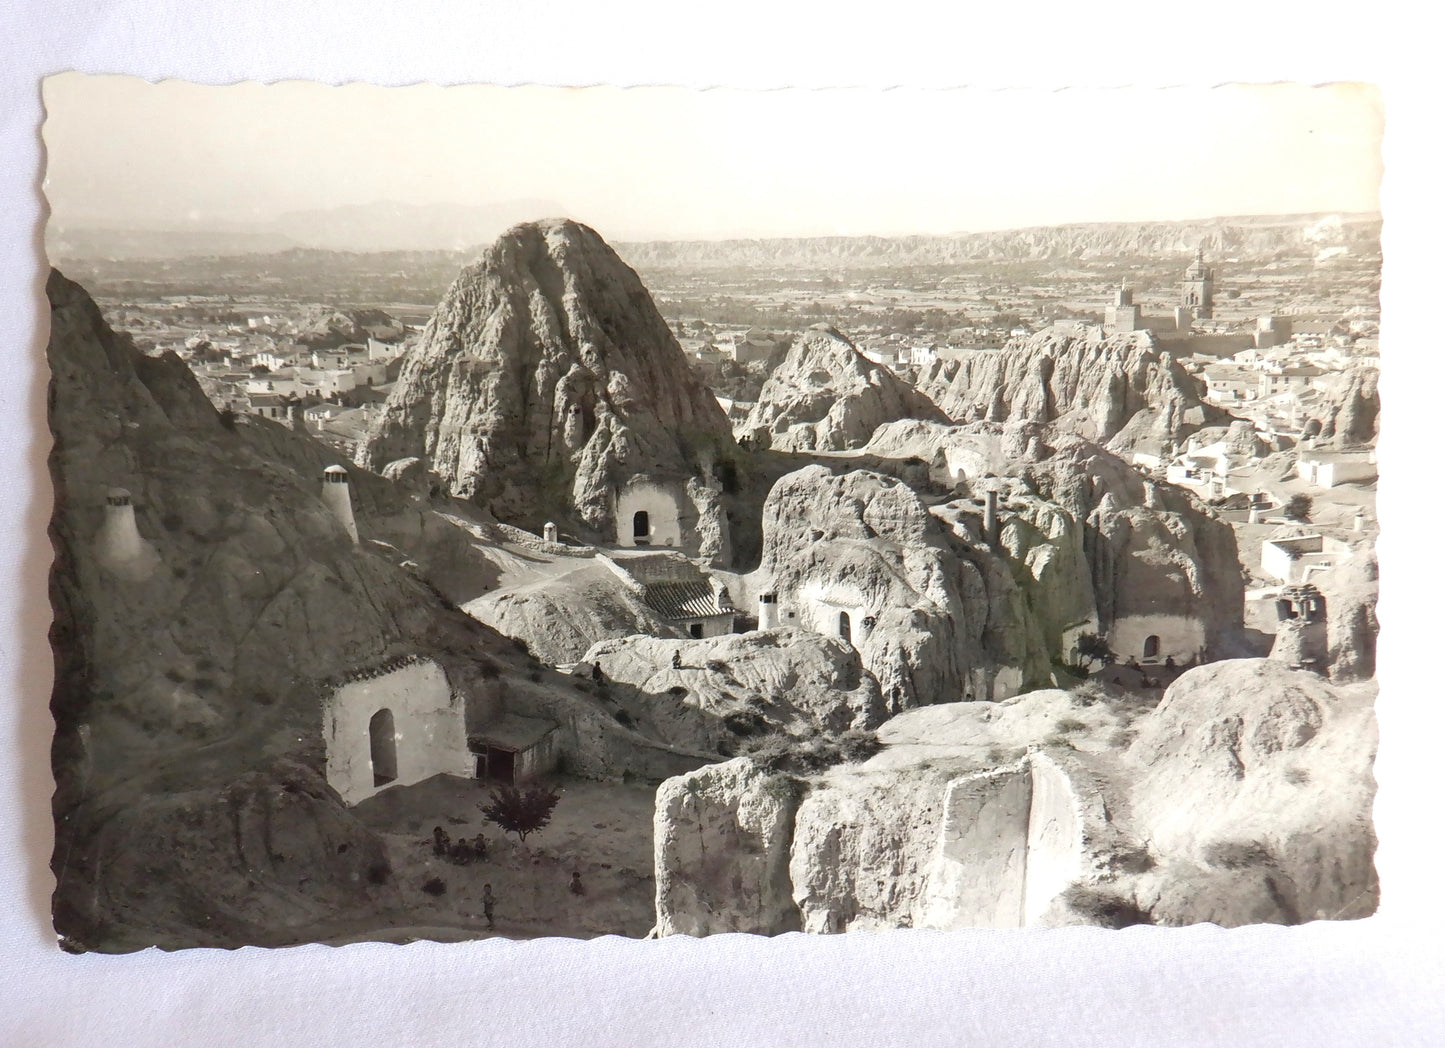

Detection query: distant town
xmin=64 ymin=217 xmax=1380 ymax=468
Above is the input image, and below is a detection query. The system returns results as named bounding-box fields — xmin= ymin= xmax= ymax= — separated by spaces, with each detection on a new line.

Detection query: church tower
xmin=1181 ymin=248 xmax=1214 ymax=320
xmin=1103 ymin=283 xmax=1141 ymax=334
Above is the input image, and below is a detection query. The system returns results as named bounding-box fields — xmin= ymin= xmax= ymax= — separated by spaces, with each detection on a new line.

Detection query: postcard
xmin=41 ymin=76 xmax=1382 ymax=951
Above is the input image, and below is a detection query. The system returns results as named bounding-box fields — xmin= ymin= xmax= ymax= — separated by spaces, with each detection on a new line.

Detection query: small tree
xmin=1284 ymin=494 xmax=1313 ymax=522
xmin=481 ymin=782 xmax=561 ymax=843
xmin=1074 ymin=632 xmax=1114 ymax=672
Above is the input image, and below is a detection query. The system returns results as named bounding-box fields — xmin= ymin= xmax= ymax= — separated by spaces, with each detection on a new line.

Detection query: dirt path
xmin=352 ymin=774 xmax=660 ymax=941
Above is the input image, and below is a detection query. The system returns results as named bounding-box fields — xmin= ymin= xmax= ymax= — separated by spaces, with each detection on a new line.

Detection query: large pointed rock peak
xmin=362 ymin=219 xmax=733 ymax=546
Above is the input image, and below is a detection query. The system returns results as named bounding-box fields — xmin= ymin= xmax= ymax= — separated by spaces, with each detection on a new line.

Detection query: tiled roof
xmin=642 ymin=580 xmax=732 ymax=621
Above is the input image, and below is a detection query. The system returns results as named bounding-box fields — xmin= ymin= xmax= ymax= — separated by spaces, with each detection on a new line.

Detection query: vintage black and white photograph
xmin=41 ymin=76 xmax=1382 ymax=952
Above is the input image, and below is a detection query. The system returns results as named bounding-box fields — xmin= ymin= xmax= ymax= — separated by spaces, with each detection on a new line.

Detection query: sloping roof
xmin=642 ymin=580 xmax=733 ymax=621
xmin=469 ymin=714 xmax=557 ymax=753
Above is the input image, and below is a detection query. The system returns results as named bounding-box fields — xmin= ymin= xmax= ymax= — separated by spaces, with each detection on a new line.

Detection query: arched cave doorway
xmin=633 ymin=510 xmax=650 ymax=544
xmin=1143 ymin=634 xmax=1161 ymax=661
xmin=370 ymin=708 xmax=398 ymax=787
xmin=839 ymin=611 xmax=852 ymax=644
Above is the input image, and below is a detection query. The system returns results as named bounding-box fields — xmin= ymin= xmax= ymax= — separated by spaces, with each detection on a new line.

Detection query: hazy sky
xmin=42 ymin=75 xmax=1383 ymax=242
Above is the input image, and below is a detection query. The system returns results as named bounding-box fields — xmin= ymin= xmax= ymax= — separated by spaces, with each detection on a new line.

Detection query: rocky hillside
xmin=653 ymin=659 xmax=1377 ymax=934
xmin=586 ymin=629 xmax=886 ymax=748
xmin=361 ymin=220 xmax=735 ymax=547
xmin=619 ymin=213 xmax=1381 ymax=270
xmin=756 ymin=465 xmax=1051 ymax=710
xmin=917 ymin=331 xmax=1215 ymax=451
xmin=1014 ymin=434 xmax=1247 ymax=656
xmin=463 ymin=558 xmax=672 ymax=667
xmin=1125 ymin=660 xmax=1377 ymax=926
xmin=742 ymin=324 xmax=947 ymax=451
xmin=750 ymin=426 xmax=1245 ymax=702
xmin=294 ymin=307 xmax=402 ymax=347
xmin=1315 ymin=365 xmax=1380 ymax=447
xmin=44 ymin=270 xmax=694 ymax=951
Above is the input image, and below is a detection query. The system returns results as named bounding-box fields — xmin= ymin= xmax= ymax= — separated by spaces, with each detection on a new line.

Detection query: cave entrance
xmin=369 ymin=708 xmax=397 ymax=787
xmin=475 ymin=747 xmax=516 ymax=783
xmin=633 ymin=510 xmax=650 ymax=545
xmin=838 ymin=611 xmax=852 ymax=644
xmin=1143 ymin=634 xmax=1161 ymax=661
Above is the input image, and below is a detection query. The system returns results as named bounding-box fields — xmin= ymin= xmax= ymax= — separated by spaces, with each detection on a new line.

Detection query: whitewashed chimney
xmin=322 ymin=466 xmax=359 ymax=543
xmin=98 ymin=488 xmax=143 ymax=564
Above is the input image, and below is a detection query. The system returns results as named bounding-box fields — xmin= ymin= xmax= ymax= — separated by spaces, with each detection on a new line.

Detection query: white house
xmin=1260 ymin=534 xmax=1354 ymax=585
xmin=1297 ymin=449 xmax=1377 ymax=489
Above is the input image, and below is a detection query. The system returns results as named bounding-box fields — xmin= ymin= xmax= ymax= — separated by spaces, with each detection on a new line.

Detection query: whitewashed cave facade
xmin=614 ymin=476 xmax=687 ymax=549
xmin=1108 ymin=613 xmax=1206 ymax=666
xmin=323 ymin=656 xmax=472 ymax=806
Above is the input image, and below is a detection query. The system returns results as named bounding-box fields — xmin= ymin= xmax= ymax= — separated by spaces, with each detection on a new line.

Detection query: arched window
xmin=838 ymin=611 xmax=852 ymax=643
xmin=369 ymin=708 xmax=397 ymax=787
xmin=1143 ymin=635 xmax=1161 ymax=661
xmin=632 ymin=510 xmax=650 ymax=543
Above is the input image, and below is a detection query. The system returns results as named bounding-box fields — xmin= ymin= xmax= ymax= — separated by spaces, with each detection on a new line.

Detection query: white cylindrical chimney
xmin=322 ymin=466 xmax=359 ymax=543
xmin=1353 ymin=509 xmax=1365 ymax=533
xmin=98 ymin=487 xmax=143 ymax=564
xmin=757 ymin=592 xmax=779 ymax=631
xmin=543 ymin=521 xmax=558 ymax=544
xmin=984 ymin=489 xmax=999 ymax=544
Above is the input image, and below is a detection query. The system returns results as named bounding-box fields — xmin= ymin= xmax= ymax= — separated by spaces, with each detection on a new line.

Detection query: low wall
xmin=484 ymin=520 xmax=599 ymax=558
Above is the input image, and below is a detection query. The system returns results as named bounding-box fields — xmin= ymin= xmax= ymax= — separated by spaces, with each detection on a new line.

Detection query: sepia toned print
xmin=42 ymin=76 xmax=1381 ymax=951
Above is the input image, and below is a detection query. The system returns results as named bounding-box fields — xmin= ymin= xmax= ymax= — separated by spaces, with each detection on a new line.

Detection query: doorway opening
xmin=632 ymin=510 xmax=650 ymax=544
xmin=475 ymin=747 xmax=517 ymax=783
xmin=839 ymin=611 xmax=852 ymax=644
xmin=1143 ymin=634 xmax=1161 ymax=661
xmin=369 ymin=708 xmax=397 ymax=787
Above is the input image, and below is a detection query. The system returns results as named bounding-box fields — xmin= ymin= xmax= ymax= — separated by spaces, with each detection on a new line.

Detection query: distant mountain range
xmin=47 ymin=199 xmax=568 ymax=259
xmin=617 ymin=213 xmax=1383 ymax=269
xmin=47 ymin=206 xmax=1381 ymax=265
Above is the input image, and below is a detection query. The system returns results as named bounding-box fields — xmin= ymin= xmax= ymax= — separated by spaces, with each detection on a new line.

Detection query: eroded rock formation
xmin=653 ymin=759 xmax=802 ymax=936
xmin=743 ymin=324 xmax=947 ymax=452
xmin=586 ymin=628 xmax=887 ymax=753
xmin=361 ymin=219 xmax=735 ymax=553
xmin=653 ymin=660 xmax=1377 ymax=934
xmin=757 ymin=465 xmax=1046 ymax=710
xmin=1125 ymin=660 xmax=1378 ymax=925
xmin=1015 ymin=434 xmax=1246 ymax=661
xmin=917 ymin=330 xmax=1215 ymax=451
xmin=1317 ymin=365 xmax=1380 ymax=447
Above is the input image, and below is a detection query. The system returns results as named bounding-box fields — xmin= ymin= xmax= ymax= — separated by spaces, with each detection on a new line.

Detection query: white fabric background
xmin=2 ymin=3 xmax=1442 ymax=1045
